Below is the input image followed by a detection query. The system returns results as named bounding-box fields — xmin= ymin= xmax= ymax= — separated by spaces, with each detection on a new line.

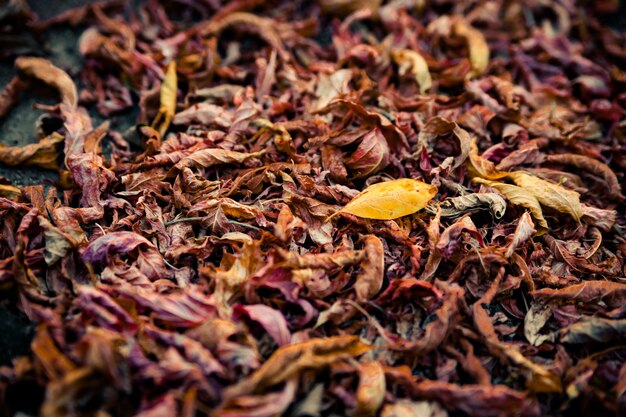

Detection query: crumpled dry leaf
xmin=560 ymin=318 xmax=626 ymax=345
xmin=427 ymin=192 xmax=506 ymax=219
xmin=508 ymin=171 xmax=583 ymax=222
xmin=151 ymin=61 xmax=177 ymax=137
xmin=419 ymin=117 xmax=472 ymax=170
xmin=354 ymin=235 xmax=385 ymax=302
xmin=332 ymin=178 xmax=437 ymax=220
xmin=345 ymin=128 xmax=390 ymax=178
xmin=354 ymin=361 xmax=386 ymax=417
xmin=546 ymin=153 xmax=623 ymax=200
xmin=452 ymin=18 xmax=490 ymax=78
xmin=532 ymin=281 xmax=626 ymax=309
xmin=15 ymin=56 xmax=78 ymax=107
xmin=381 ymin=400 xmax=448 ymax=417
xmin=223 ymin=336 xmax=370 ymax=399
xmin=505 ymin=211 xmax=535 ymax=257
xmin=468 ymin=138 xmax=508 ymax=180
xmin=316 ymin=0 xmax=382 ymax=16
xmin=391 ymin=49 xmax=432 ymax=94
xmin=473 ymin=177 xmax=548 ymax=232
xmin=0 ymin=132 xmax=64 ymax=170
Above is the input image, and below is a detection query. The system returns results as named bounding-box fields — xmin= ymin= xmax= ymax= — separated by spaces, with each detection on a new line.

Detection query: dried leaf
xmin=560 ymin=318 xmax=626 ymax=344
xmin=381 ymin=400 xmax=448 ymax=417
xmin=532 ymin=281 xmax=626 ymax=309
xmin=173 ymin=149 xmax=264 ymax=171
xmin=428 ymin=192 xmax=506 ymax=219
xmin=508 ymin=171 xmax=583 ymax=222
xmin=473 ymin=177 xmax=548 ymax=232
xmin=224 ymin=336 xmax=370 ymax=398
xmin=546 ymin=153 xmax=623 ymax=199
xmin=152 ymin=61 xmax=177 ymax=136
xmin=344 ymin=128 xmax=390 ymax=178
xmin=506 ymin=211 xmax=535 ymax=257
xmin=468 ymin=138 xmax=508 ymax=180
xmin=354 ymin=235 xmax=385 ymax=302
xmin=524 ymin=303 xmax=553 ymax=347
xmin=15 ymin=56 xmax=78 ymax=107
xmin=316 ymin=0 xmax=381 ymax=16
xmin=332 ymin=178 xmax=437 ymax=220
xmin=0 ymin=132 xmax=64 ymax=170
xmin=355 ymin=361 xmax=386 ymax=417
xmin=391 ymin=49 xmax=432 ymax=93
xmin=452 ymin=19 xmax=490 ymax=77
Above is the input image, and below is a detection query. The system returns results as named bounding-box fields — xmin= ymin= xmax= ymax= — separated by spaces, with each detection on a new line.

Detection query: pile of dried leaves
xmin=1 ymin=0 xmax=625 ymax=416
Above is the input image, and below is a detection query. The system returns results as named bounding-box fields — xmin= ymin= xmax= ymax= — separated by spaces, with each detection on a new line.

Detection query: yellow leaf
xmin=391 ymin=49 xmax=432 ymax=94
xmin=452 ymin=19 xmax=490 ymax=78
xmin=473 ymin=177 xmax=548 ymax=233
xmin=332 ymin=178 xmax=437 ymax=220
xmin=152 ymin=61 xmax=177 ymax=136
xmin=468 ymin=137 xmax=508 ymax=180
xmin=508 ymin=171 xmax=583 ymax=222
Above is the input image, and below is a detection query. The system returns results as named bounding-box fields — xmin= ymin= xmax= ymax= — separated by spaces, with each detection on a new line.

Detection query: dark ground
xmin=0 ymin=0 xmax=625 ymax=372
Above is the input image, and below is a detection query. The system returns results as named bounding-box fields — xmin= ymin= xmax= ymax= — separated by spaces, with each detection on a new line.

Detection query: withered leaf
xmin=391 ymin=49 xmax=432 ymax=94
xmin=223 ymin=336 xmax=370 ymax=399
xmin=560 ymin=318 xmax=626 ymax=345
xmin=508 ymin=171 xmax=583 ymax=222
xmin=354 ymin=235 xmax=385 ymax=302
xmin=0 ymin=132 xmax=64 ymax=170
xmin=152 ymin=61 xmax=177 ymax=137
xmin=332 ymin=178 xmax=437 ymax=220
xmin=473 ymin=177 xmax=548 ymax=232
xmin=452 ymin=18 xmax=490 ymax=77
xmin=468 ymin=138 xmax=508 ymax=180
xmin=15 ymin=56 xmax=78 ymax=107
xmin=344 ymin=128 xmax=390 ymax=178
xmin=428 ymin=192 xmax=506 ymax=219
xmin=531 ymin=281 xmax=626 ymax=309
xmin=355 ymin=361 xmax=386 ymax=417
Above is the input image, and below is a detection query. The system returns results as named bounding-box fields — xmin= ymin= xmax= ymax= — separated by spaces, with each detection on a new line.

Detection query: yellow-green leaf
xmin=473 ymin=177 xmax=548 ymax=233
xmin=333 ymin=178 xmax=437 ymax=220
xmin=508 ymin=171 xmax=583 ymax=222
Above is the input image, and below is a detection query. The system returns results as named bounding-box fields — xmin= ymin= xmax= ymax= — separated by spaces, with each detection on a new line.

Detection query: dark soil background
xmin=0 ymin=0 xmax=625 ymax=370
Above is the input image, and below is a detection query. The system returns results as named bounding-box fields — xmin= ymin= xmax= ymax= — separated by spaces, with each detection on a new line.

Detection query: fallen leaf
xmin=316 ymin=0 xmax=381 ymax=16
xmin=468 ymin=138 xmax=508 ymax=180
xmin=532 ymin=281 xmax=626 ymax=309
xmin=381 ymin=400 xmax=448 ymax=417
xmin=152 ymin=61 xmax=177 ymax=136
xmin=344 ymin=128 xmax=390 ymax=178
xmin=354 ymin=235 xmax=385 ymax=302
xmin=473 ymin=177 xmax=548 ymax=232
xmin=428 ymin=192 xmax=506 ymax=219
xmin=505 ymin=211 xmax=535 ymax=257
xmin=223 ymin=336 xmax=370 ymax=399
xmin=391 ymin=49 xmax=432 ymax=93
xmin=560 ymin=318 xmax=626 ymax=344
xmin=15 ymin=56 xmax=78 ymax=107
xmin=331 ymin=178 xmax=437 ymax=220
xmin=355 ymin=361 xmax=386 ymax=417
xmin=546 ymin=153 xmax=623 ymax=199
xmin=0 ymin=132 xmax=64 ymax=170
xmin=452 ymin=18 xmax=490 ymax=77
xmin=508 ymin=171 xmax=583 ymax=222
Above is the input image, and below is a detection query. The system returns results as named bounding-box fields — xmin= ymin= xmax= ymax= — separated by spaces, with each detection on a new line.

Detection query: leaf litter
xmin=0 ymin=1 xmax=625 ymax=416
